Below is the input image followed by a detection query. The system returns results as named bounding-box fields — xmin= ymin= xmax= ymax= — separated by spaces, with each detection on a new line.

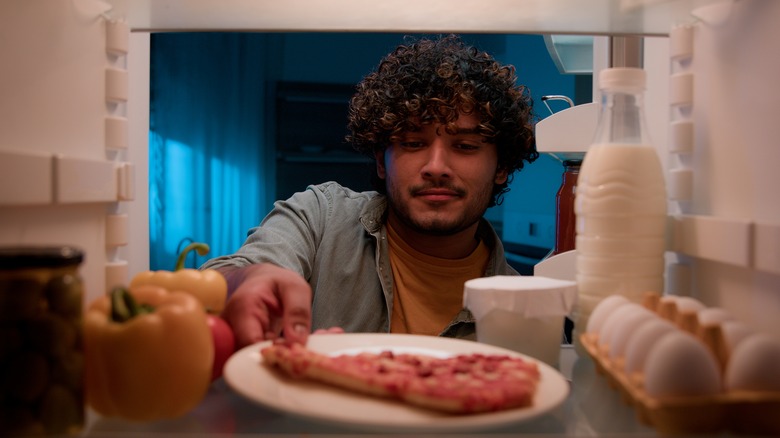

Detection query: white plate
xmin=223 ymin=333 xmax=570 ymax=433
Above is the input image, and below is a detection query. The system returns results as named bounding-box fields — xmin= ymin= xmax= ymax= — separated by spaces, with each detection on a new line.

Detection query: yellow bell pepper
xmin=130 ymin=242 xmax=227 ymax=313
xmin=84 ymin=285 xmax=214 ymax=422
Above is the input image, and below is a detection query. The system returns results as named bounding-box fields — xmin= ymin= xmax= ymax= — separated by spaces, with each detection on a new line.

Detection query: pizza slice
xmin=260 ymin=341 xmax=540 ymax=414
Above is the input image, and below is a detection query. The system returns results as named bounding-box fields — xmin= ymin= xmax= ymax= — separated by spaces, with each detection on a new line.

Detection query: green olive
xmin=3 ymin=350 xmax=49 ymax=402
xmin=24 ymin=314 xmax=77 ymax=358
xmin=50 ymin=350 xmax=84 ymax=392
xmin=0 ymin=325 xmax=23 ymax=362
xmin=46 ymin=274 xmax=83 ymax=318
xmin=0 ymin=277 xmax=45 ymax=322
xmin=38 ymin=384 xmax=84 ymax=434
xmin=0 ymin=404 xmax=45 ymax=437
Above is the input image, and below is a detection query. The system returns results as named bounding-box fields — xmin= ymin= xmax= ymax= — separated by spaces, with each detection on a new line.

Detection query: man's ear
xmin=494 ymin=168 xmax=508 ymax=185
xmin=375 ymin=149 xmax=387 ymax=179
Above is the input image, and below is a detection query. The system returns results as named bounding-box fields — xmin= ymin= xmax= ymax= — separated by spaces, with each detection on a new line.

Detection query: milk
xmin=573 ymin=142 xmax=667 ymax=350
xmin=475 ymin=309 xmax=565 ymax=367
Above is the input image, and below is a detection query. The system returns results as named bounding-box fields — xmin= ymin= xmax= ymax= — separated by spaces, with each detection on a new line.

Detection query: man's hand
xmin=218 ymin=264 xmax=312 ymax=348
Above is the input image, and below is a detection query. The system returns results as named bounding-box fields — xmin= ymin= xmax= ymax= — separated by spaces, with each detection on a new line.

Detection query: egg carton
xmin=580 ymin=293 xmax=780 ymax=436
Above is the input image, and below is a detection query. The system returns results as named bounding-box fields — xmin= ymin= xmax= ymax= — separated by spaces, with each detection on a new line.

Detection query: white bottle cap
xmin=599 ymin=67 xmax=646 ymax=91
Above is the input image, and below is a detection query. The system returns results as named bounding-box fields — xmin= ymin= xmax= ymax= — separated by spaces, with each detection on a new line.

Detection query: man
xmin=201 ymin=35 xmax=538 ymax=349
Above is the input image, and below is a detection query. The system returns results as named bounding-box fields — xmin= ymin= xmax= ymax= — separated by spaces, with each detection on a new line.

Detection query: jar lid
xmin=0 ymin=246 xmax=84 ymax=269
xmin=599 ymin=67 xmax=646 ymax=91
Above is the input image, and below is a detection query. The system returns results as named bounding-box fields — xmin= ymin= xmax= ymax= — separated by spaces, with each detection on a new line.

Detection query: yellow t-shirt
xmin=387 ymin=222 xmax=489 ymax=336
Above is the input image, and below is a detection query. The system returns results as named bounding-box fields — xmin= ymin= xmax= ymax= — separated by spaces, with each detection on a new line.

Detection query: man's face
xmin=376 ymin=113 xmax=508 ymax=236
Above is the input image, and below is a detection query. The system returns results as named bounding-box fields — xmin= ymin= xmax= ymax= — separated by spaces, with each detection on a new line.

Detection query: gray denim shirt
xmin=201 ymin=181 xmax=519 ymax=339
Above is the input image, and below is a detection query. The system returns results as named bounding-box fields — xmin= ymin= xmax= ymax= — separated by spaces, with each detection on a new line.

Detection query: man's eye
xmin=400 ymin=141 xmax=424 ymax=149
xmin=456 ymin=143 xmax=480 ymax=151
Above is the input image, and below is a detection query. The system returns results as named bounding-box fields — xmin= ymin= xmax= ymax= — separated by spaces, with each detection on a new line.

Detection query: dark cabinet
xmin=274 ymin=82 xmax=373 ymax=200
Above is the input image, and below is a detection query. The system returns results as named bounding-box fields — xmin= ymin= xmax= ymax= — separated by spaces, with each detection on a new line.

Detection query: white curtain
xmin=149 ymin=33 xmax=272 ymax=270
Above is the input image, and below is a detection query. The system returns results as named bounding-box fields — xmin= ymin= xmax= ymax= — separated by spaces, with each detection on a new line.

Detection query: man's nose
xmin=421 ymin=140 xmax=452 ymax=178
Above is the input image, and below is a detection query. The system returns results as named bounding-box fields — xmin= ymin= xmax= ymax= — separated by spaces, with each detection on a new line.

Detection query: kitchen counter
xmin=82 ymin=345 xmax=658 ymax=437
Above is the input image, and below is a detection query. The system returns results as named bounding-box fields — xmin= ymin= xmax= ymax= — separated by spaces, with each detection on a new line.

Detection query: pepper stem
xmin=174 ymin=242 xmax=211 ymax=271
xmin=110 ymin=287 xmax=153 ymax=322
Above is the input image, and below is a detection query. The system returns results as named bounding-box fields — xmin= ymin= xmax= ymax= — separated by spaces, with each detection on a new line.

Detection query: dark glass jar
xmin=551 ymin=159 xmax=581 ymax=256
xmin=0 ymin=246 xmax=85 ymax=436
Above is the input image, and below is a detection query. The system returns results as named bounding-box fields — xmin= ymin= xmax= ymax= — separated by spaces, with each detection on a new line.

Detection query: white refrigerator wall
xmin=0 ymin=1 xmax=150 ymax=305
xmin=670 ymin=1 xmax=780 ymax=333
xmin=125 ymin=34 xmax=151 ymax=292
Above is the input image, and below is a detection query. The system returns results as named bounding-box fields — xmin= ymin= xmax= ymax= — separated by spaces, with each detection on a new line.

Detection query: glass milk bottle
xmin=572 ymin=68 xmax=667 ymax=352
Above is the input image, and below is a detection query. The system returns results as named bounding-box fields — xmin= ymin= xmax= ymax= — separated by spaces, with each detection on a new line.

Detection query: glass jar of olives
xmin=0 ymin=246 xmax=85 ymax=436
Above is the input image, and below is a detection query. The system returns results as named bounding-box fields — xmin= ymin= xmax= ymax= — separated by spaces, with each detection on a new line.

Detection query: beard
xmin=385 ymin=181 xmax=495 ymax=236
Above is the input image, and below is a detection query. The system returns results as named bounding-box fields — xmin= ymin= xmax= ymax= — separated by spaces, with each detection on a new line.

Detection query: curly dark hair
xmin=346 ymin=34 xmax=538 ymax=206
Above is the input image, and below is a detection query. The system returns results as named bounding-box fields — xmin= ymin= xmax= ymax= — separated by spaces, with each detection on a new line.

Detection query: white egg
xmin=725 ymin=333 xmax=780 ymax=392
xmin=608 ymin=306 xmax=656 ymax=360
xmin=644 ymin=331 xmax=722 ymax=398
xmin=598 ymin=303 xmax=643 ymax=350
xmin=659 ymin=295 xmax=706 ymax=316
xmin=720 ymin=320 xmax=754 ymax=355
xmin=624 ymin=318 xmax=677 ymax=374
xmin=586 ymin=294 xmax=631 ymax=335
xmin=674 ymin=296 xmax=706 ymax=313
xmin=697 ymin=307 xmax=733 ymax=327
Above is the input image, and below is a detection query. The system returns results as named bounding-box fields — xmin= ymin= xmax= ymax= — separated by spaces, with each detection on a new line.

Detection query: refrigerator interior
xmin=0 ymin=0 xmax=778 ymax=335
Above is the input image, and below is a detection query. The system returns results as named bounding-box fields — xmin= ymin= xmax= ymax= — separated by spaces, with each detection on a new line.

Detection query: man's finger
xmin=278 ymin=283 xmax=312 ymax=345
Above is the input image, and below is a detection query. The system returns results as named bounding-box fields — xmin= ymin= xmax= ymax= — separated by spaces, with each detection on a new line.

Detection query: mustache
xmin=409 ymin=183 xmax=467 ymax=197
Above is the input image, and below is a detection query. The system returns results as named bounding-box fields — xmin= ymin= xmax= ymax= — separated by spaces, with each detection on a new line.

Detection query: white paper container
xmin=463 ymin=276 xmax=578 ymax=367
